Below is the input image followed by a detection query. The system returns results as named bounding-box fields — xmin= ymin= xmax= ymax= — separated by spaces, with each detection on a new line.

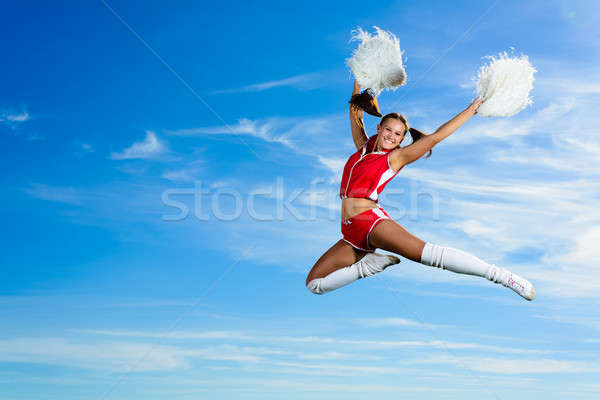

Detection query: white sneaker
xmin=487 ymin=265 xmax=535 ymax=301
xmin=357 ymin=252 xmax=401 ymax=278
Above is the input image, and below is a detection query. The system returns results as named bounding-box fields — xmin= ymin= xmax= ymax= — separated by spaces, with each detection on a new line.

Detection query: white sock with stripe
xmin=419 ymin=242 xmax=535 ymax=300
xmin=307 ymin=253 xmax=400 ymax=294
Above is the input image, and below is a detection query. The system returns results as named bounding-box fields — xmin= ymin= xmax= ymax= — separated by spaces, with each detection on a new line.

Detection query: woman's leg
xmin=368 ymin=219 xmax=427 ymax=262
xmin=306 ymin=240 xmax=366 ymax=283
xmin=368 ymin=219 xmax=535 ymax=300
xmin=305 ymin=240 xmax=400 ymax=294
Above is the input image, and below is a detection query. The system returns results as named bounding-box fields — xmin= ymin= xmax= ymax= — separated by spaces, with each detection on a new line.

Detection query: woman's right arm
xmin=349 ymin=80 xmax=368 ymax=150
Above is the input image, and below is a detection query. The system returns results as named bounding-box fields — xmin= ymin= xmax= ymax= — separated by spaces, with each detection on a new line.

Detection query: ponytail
xmin=408 ymin=127 xmax=432 ymax=158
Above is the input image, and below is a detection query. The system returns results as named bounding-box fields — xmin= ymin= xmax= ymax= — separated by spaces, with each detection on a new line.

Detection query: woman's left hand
xmin=468 ymin=97 xmax=484 ymax=115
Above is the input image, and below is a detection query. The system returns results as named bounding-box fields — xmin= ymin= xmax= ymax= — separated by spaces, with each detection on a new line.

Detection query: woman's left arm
xmin=389 ymin=98 xmax=482 ymax=171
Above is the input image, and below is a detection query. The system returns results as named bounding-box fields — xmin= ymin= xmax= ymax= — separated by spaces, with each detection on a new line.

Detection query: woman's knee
xmin=306 ymin=277 xmax=324 ymax=294
xmin=305 ymin=265 xmax=320 ymax=286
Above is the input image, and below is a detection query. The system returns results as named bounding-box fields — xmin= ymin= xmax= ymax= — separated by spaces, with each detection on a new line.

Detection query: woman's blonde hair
xmin=379 ymin=112 xmax=432 ymax=158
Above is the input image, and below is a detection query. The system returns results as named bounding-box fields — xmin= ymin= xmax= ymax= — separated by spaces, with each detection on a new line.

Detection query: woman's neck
xmin=375 ymin=140 xmax=392 ymax=153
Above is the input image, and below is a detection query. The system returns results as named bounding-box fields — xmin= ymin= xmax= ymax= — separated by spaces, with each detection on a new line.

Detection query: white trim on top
xmin=368 ymin=167 xmax=396 ymax=201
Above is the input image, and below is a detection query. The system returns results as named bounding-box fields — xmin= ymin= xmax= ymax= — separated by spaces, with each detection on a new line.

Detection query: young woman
xmin=305 ymin=80 xmax=535 ymax=301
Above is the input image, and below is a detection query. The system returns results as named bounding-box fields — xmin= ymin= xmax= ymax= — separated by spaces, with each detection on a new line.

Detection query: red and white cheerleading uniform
xmin=309 ymin=135 xmax=536 ymax=300
xmin=340 ymin=134 xmax=403 ymax=252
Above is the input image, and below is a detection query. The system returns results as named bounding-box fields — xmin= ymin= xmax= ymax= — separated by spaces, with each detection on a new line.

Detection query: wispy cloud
xmin=161 ymin=168 xmax=201 ymax=182
xmin=2 ymin=111 xmax=30 ymax=122
xmin=0 ymin=110 xmax=31 ymax=130
xmin=110 ymin=131 xmax=167 ymax=160
xmin=417 ymin=355 xmax=600 ymax=374
xmin=80 ymin=143 xmax=93 ymax=152
xmin=210 ymin=72 xmax=325 ymax=94
xmin=0 ymin=329 xmax=568 ymax=383
xmin=165 ymin=117 xmax=293 ymax=147
xmin=353 ymin=317 xmax=447 ymax=330
xmin=533 ymin=310 xmax=600 ymax=331
xmin=24 ymin=183 xmax=85 ymax=205
xmin=447 ymin=97 xmax=576 ymax=144
xmin=80 ymin=328 xmax=553 ymax=355
xmin=400 ymin=164 xmax=600 ymax=298
xmin=0 ymin=337 xmax=188 ymax=372
xmin=165 ymin=113 xmax=353 ymax=175
xmin=79 ymin=329 xmax=253 ymax=340
xmin=316 ymin=155 xmax=346 ymax=182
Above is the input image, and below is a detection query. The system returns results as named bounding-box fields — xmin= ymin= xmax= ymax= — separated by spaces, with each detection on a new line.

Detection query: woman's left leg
xmin=305 ymin=239 xmax=400 ymax=295
xmin=368 ymin=219 xmax=535 ymax=300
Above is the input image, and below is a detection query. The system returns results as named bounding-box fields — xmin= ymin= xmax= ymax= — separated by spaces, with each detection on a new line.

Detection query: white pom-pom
xmin=346 ymin=26 xmax=406 ymax=95
xmin=475 ymin=50 xmax=537 ymax=117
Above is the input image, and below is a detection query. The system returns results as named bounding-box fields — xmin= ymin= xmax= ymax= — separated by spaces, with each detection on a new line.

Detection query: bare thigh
xmin=305 ymin=240 xmax=368 ymax=285
xmin=368 ymin=219 xmax=426 ymax=262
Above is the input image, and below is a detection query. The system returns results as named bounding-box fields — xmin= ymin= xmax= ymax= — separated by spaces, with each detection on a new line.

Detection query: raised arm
xmin=349 ymin=80 xmax=369 ymax=150
xmin=389 ymin=98 xmax=483 ymax=171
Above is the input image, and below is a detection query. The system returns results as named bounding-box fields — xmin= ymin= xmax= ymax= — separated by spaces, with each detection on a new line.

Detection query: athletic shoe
xmin=487 ymin=264 xmax=535 ymax=301
xmin=357 ymin=252 xmax=401 ymax=278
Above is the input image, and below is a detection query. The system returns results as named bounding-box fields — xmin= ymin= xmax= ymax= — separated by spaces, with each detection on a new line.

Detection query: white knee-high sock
xmin=306 ymin=253 xmax=400 ymax=295
xmin=306 ymin=264 xmax=361 ymax=295
xmin=420 ymin=242 xmax=503 ymax=282
xmin=419 ymin=242 xmax=536 ymax=300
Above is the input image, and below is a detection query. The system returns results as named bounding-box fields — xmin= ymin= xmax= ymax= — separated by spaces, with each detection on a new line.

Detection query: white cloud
xmin=24 ymin=183 xmax=84 ymax=205
xmin=297 ymin=351 xmax=382 ymax=361
xmin=447 ymin=97 xmax=576 ymax=144
xmin=0 ymin=338 xmax=187 ymax=372
xmin=111 ymin=131 xmax=167 ymax=160
xmin=535 ymin=73 xmax=600 ymax=96
xmin=353 ymin=317 xmax=446 ymax=330
xmin=550 ymin=226 xmax=600 ymax=267
xmin=490 ymin=131 xmax=600 ymax=176
xmin=166 ymin=117 xmax=294 ymax=149
xmin=5 ymin=112 xmax=30 ymax=122
xmin=79 ymin=329 xmax=253 ymax=340
xmin=161 ymin=168 xmax=198 ymax=182
xmin=165 ymin=113 xmax=355 ymax=180
xmin=400 ymin=165 xmax=600 ymax=298
xmin=418 ymin=355 xmax=599 ymax=374
xmin=210 ymin=72 xmax=325 ymax=94
xmin=0 ymin=111 xmax=30 ymax=124
xmin=447 ymin=219 xmax=503 ymax=237
xmin=80 ymin=329 xmax=553 ymax=355
xmin=80 ymin=143 xmax=93 ymax=152
xmin=317 ymin=155 xmax=346 ymax=182
xmin=533 ymin=313 xmax=600 ymax=331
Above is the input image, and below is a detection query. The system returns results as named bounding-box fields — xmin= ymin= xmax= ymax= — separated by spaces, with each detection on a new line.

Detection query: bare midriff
xmin=341 ymin=197 xmax=379 ymax=223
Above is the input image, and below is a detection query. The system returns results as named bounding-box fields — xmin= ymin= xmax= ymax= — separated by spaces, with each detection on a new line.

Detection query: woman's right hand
xmin=352 ymin=79 xmax=361 ymax=95
xmin=350 ymin=80 xmax=364 ymax=118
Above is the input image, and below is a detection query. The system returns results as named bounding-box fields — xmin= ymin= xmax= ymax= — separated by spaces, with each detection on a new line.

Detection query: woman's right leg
xmin=369 ymin=219 xmax=535 ymax=300
xmin=305 ymin=240 xmax=400 ymax=294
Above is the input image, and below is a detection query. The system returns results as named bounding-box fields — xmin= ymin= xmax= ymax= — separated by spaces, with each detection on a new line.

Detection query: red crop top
xmin=339 ymin=134 xmax=402 ymax=202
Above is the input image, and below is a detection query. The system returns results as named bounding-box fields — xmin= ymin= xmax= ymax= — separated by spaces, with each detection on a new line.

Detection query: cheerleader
xmin=305 ymin=80 xmax=535 ymax=300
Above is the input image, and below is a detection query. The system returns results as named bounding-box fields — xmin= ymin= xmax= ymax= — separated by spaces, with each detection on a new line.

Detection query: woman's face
xmin=376 ymin=119 xmax=406 ymax=150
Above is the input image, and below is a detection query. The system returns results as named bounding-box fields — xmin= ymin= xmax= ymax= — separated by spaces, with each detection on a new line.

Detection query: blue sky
xmin=1 ymin=0 xmax=600 ymax=399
